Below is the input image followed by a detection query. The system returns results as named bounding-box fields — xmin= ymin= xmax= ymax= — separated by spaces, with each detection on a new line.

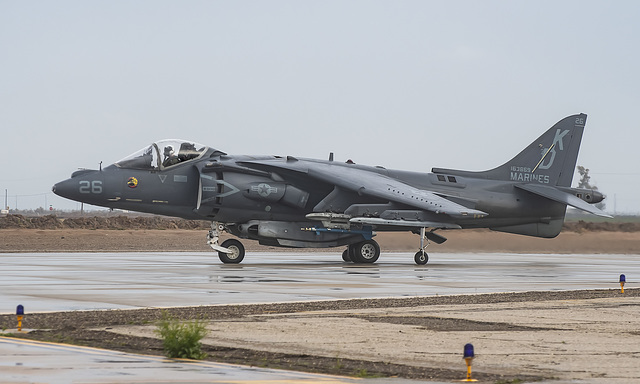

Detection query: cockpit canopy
xmin=115 ymin=140 xmax=210 ymax=170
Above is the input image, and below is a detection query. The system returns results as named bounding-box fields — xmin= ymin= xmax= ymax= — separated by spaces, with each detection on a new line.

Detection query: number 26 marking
xmin=79 ymin=180 xmax=103 ymax=194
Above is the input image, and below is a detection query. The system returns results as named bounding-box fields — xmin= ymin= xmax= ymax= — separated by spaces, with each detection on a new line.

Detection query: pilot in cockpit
xmin=178 ymin=142 xmax=198 ymax=162
xmin=162 ymin=146 xmax=180 ymax=167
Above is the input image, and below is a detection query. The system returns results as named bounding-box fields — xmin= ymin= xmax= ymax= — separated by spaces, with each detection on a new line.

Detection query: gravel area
xmin=3 ymin=289 xmax=638 ymax=382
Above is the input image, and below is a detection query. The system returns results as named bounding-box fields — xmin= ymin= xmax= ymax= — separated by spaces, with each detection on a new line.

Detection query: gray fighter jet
xmin=53 ymin=114 xmax=609 ymax=264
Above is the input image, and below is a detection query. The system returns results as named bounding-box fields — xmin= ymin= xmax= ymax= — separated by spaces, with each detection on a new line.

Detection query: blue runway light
xmin=464 ymin=343 xmax=475 ymax=359
xmin=16 ymin=304 xmax=24 ymax=332
xmin=620 ymin=274 xmax=626 ymax=283
xmin=462 ymin=343 xmax=477 ymax=381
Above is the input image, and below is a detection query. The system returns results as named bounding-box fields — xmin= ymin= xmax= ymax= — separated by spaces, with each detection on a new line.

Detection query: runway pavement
xmin=1 ymin=251 xmax=637 ymax=383
xmin=0 ymin=251 xmax=636 ymax=313
xmin=1 ymin=336 xmax=430 ymax=384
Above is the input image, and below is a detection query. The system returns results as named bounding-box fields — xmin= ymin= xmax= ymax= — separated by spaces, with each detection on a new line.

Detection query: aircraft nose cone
xmin=52 ymin=180 xmax=65 ymax=198
xmin=53 ymin=169 xmax=106 ymax=205
xmin=52 ymin=178 xmax=78 ymax=200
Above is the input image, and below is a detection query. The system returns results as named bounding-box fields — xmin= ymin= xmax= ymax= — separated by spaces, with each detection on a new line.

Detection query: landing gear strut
xmin=414 ymin=227 xmax=430 ymax=265
xmin=414 ymin=228 xmax=447 ymax=265
xmin=207 ymin=222 xmax=245 ymax=264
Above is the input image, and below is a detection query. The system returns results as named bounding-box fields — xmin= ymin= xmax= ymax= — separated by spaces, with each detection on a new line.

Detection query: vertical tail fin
xmin=432 ymin=114 xmax=586 ymax=187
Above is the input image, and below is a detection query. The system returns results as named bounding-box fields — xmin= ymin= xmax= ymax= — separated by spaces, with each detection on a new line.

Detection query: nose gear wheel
xmin=218 ymin=238 xmax=245 ymax=264
xmin=208 ymin=222 xmax=246 ymax=264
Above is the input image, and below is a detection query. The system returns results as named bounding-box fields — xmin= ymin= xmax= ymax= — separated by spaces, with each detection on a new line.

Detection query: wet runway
xmin=2 ymin=336 xmax=428 ymax=384
xmin=1 ymin=251 xmax=637 ymax=313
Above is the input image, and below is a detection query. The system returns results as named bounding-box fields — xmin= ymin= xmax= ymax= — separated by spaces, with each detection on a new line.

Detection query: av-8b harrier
xmin=53 ymin=114 xmax=608 ymax=264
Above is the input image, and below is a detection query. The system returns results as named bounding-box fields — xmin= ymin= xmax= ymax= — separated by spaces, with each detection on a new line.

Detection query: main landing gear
xmin=342 ymin=231 xmax=435 ymax=265
xmin=341 ymin=229 xmax=436 ymax=265
xmin=343 ymin=228 xmax=444 ymax=265
xmin=342 ymin=240 xmax=381 ymax=264
xmin=207 ymin=222 xmax=245 ymax=264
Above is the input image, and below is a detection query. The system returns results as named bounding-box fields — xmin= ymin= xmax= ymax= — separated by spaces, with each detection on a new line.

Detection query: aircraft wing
xmin=240 ymin=159 xmax=488 ymax=219
xmin=515 ymin=183 xmax=612 ymax=218
xmin=339 ymin=175 xmax=488 ymax=219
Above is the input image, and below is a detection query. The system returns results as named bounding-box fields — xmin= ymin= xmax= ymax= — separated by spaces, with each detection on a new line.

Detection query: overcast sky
xmin=1 ymin=1 xmax=639 ymax=214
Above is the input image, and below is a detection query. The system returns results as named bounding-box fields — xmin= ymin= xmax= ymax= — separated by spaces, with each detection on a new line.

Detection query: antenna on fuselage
xmin=99 ymin=161 xmax=103 ymax=171
xmin=329 ymin=152 xmax=334 ymax=161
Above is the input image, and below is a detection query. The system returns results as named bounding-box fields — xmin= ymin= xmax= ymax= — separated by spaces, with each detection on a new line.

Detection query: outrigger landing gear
xmin=207 ymin=222 xmax=245 ymax=264
xmin=415 ymin=227 xmax=430 ymax=265
xmin=414 ymin=227 xmax=448 ymax=265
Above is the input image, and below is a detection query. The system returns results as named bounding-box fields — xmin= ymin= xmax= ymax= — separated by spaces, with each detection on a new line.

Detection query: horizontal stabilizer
xmin=350 ymin=217 xmax=462 ymax=229
xmin=515 ymin=184 xmax=612 ymax=218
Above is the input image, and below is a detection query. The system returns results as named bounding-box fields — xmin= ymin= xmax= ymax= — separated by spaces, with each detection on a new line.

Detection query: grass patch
xmin=354 ymin=368 xmax=384 ymax=378
xmin=155 ymin=311 xmax=208 ymax=360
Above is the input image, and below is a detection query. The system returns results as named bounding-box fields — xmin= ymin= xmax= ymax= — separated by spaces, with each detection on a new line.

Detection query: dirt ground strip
xmin=3 ymin=289 xmax=639 ymax=382
xmin=2 ymin=228 xmax=640 ymax=254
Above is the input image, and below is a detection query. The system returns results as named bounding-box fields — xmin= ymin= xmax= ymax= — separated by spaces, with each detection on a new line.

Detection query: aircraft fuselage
xmin=53 ymin=115 xmax=608 ymax=264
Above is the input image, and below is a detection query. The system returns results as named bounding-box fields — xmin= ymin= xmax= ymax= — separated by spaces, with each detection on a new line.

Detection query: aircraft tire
xmin=351 ymin=240 xmax=380 ymax=264
xmin=341 ymin=249 xmax=351 ymax=262
xmin=218 ymin=239 xmax=245 ymax=264
xmin=414 ymin=250 xmax=428 ymax=265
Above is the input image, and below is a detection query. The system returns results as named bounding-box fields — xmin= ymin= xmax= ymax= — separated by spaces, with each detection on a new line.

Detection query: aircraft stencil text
xmin=510 ymin=172 xmax=550 ymax=184
xmin=79 ymin=180 xmax=102 ymax=194
xmin=511 ymin=166 xmax=532 ymax=173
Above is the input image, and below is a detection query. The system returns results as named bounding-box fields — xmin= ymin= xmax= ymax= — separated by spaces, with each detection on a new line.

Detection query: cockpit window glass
xmin=115 ymin=140 xmax=208 ymax=170
xmin=115 ymin=145 xmax=159 ymax=170
xmin=158 ymin=140 xmax=208 ymax=168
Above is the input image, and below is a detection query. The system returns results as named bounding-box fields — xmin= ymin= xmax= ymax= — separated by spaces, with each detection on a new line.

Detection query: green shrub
xmin=155 ymin=312 xmax=208 ymax=360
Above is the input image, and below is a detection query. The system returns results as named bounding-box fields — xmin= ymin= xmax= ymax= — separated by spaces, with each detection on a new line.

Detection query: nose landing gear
xmin=218 ymin=238 xmax=245 ymax=264
xmin=207 ymin=222 xmax=245 ymax=264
